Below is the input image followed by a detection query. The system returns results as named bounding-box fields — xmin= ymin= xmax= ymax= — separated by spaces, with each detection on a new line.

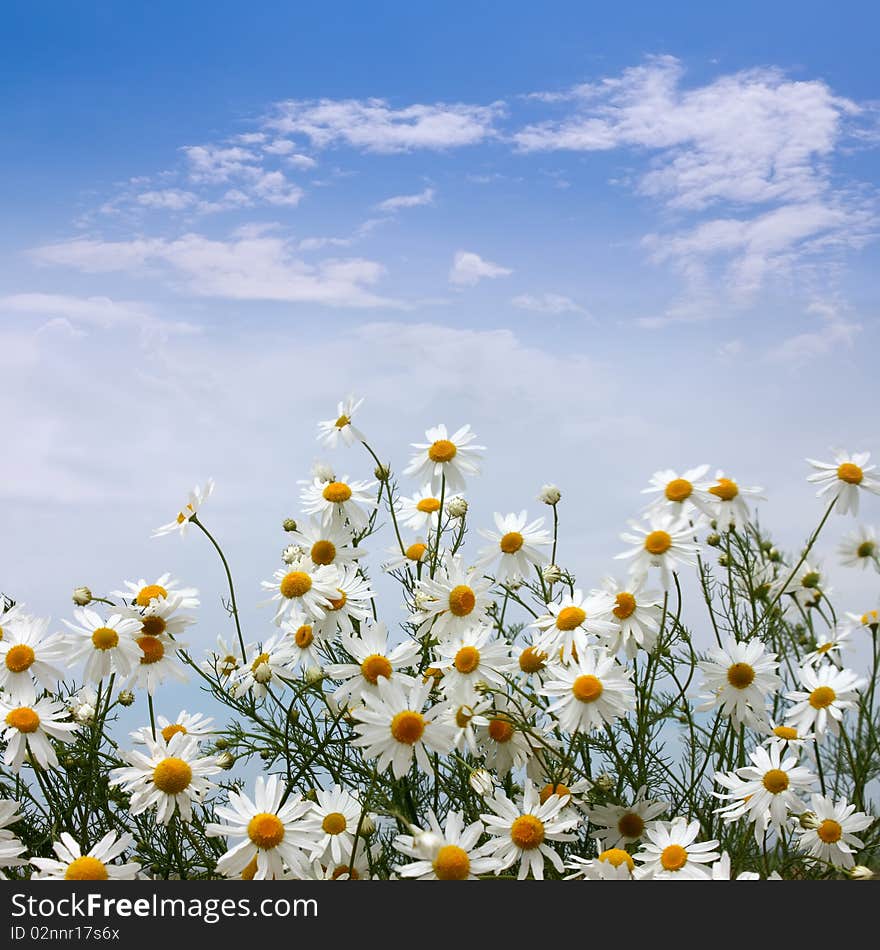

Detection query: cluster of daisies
xmin=0 ymin=396 xmax=878 ymax=881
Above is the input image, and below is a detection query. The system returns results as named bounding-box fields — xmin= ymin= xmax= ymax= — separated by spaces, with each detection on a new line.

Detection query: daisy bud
xmin=72 ymin=586 xmax=93 ymax=606
xmin=374 ymin=462 xmax=392 ymax=482
xmin=706 ymin=533 xmax=721 ymax=547
xmin=118 ymin=690 xmax=135 ymax=707
xmin=288 ymin=707 xmax=300 ymax=724
xmin=358 ymin=814 xmax=376 ymax=838
xmin=217 ymin=751 xmax=236 ymax=770
xmin=214 ymin=738 xmax=230 ymax=750
xmin=798 ymin=810 xmax=820 ymax=830
xmin=312 ymin=461 xmax=335 ymax=483
xmin=253 ymin=662 xmax=272 ymax=684
xmin=469 ymin=768 xmax=495 ymax=797
xmin=282 ymin=518 xmax=298 ymax=533
xmin=847 ymin=865 xmax=874 ymax=881
xmin=445 ymin=496 xmax=468 ymax=518
xmin=542 ymin=564 xmax=563 ymax=585
xmin=718 ymin=553 xmax=729 ymax=567
xmin=594 ymin=773 xmax=615 ymax=793
xmin=538 ymin=484 xmax=561 ymax=505
xmin=769 ymin=549 xmax=781 ymax=562
xmin=282 ymin=544 xmax=303 ymax=565
xmin=304 ymin=665 xmax=324 ymax=686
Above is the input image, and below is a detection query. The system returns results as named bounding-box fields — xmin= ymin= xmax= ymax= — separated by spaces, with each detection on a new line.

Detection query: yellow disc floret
xmin=488 ymin=717 xmax=515 ymax=743
xmin=539 ymin=783 xmax=570 ymax=804
xmin=572 ymin=674 xmax=604 ymax=703
xmin=294 ymin=625 xmax=314 ymax=649
xmin=91 ymin=627 xmax=120 ymax=651
xmin=510 ymin=814 xmax=545 ymax=850
xmin=428 ymin=440 xmax=457 ymax=463
xmin=65 ymin=856 xmax=109 ymax=880
xmin=310 ymin=540 xmax=336 ymax=565
xmin=4 ymin=644 xmax=36 ymax=673
xmin=390 ymin=710 xmax=426 ymax=745
xmin=416 ymin=497 xmax=441 ymax=513
xmin=617 ymin=812 xmax=645 ymax=839
xmin=361 ymin=654 xmax=393 ymax=684
xmin=406 ymin=543 xmax=427 ymax=561
xmin=280 ymin=571 xmax=312 ymax=599
xmin=817 ymin=819 xmax=843 ymax=844
xmin=660 ymin=844 xmax=688 ymax=871
xmin=140 ymin=616 xmax=167 ymax=638
xmin=837 ymin=463 xmax=863 ymax=485
xmin=161 ymin=723 xmax=188 ymax=743
xmin=454 ymin=646 xmax=481 ymax=674
xmin=136 ymin=584 xmax=168 ymax=606
xmin=5 ymin=707 xmax=40 ymax=733
xmin=247 ymin=812 xmax=285 ymax=849
xmin=152 ymin=757 xmax=192 ymax=794
xmin=555 ymin=606 xmax=586 ymax=631
xmin=433 ymin=844 xmax=471 ymax=880
xmin=726 ymin=662 xmax=755 ymax=689
xmin=708 ymin=478 xmax=739 ymax=501
xmin=644 ymin=530 xmax=672 ymax=555
xmin=137 ymin=635 xmax=165 ymax=665
xmin=599 ymin=847 xmax=635 ymax=871
xmin=613 ymin=592 xmax=636 ymax=620
xmin=809 ymin=686 xmax=836 ymax=710
xmin=321 ymin=812 xmax=348 ymax=836
xmin=519 ymin=647 xmax=547 ymax=673
xmin=773 ymin=726 xmax=798 ymax=741
xmin=500 ymin=532 xmax=524 ymax=554
xmin=448 ymin=585 xmax=476 ymax=617
xmin=762 ymin=769 xmax=790 ymax=794
xmin=323 ymin=482 xmax=353 ymax=504
xmin=664 ymin=479 xmax=693 ymax=503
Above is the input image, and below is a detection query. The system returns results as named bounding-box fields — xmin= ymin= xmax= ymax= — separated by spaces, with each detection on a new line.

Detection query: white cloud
xmin=511 ymin=293 xmax=586 ymax=315
xmin=250 ymin=171 xmax=304 ymax=207
xmin=449 ymin=250 xmax=513 ymax=286
xmin=374 ymin=187 xmax=435 ymax=213
xmin=766 ymin=300 xmax=861 ymax=364
xmin=135 ymin=189 xmax=201 ymax=211
xmin=181 ymin=145 xmax=261 ymax=183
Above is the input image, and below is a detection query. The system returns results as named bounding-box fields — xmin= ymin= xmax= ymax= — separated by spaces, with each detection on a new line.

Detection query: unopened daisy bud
xmin=594 ymin=773 xmax=615 ymax=793
xmin=282 ymin=518 xmax=298 ymax=533
xmin=358 ymin=814 xmax=376 ymax=838
xmin=538 ymin=484 xmax=561 ymax=505
xmin=253 ymin=662 xmax=272 ymax=684
xmin=769 ymin=548 xmax=781 ymax=562
xmin=374 ymin=462 xmax=392 ymax=482
xmin=312 ymin=461 xmax=335 ymax=483
xmin=798 ymin=810 xmax=820 ymax=830
xmin=217 ymin=751 xmax=236 ymax=770
xmin=260 ymin=749 xmax=274 ymax=761
xmin=72 ymin=586 xmax=93 ymax=606
xmin=760 ymin=540 xmax=773 ymax=553
xmin=304 ymin=665 xmax=324 ymax=686
xmin=445 ymin=496 xmax=468 ymax=518
xmin=469 ymin=768 xmax=495 ymax=797
xmin=282 ymin=544 xmax=303 ymax=565
xmin=718 ymin=553 xmax=729 ymax=567
xmin=706 ymin=533 xmax=721 ymax=547
xmin=542 ymin=564 xmax=563 ymax=585
xmin=118 ymin=690 xmax=135 ymax=707
xmin=288 ymin=707 xmax=300 ymax=724
xmin=305 ymin=788 xmax=319 ymax=802
xmin=214 ymin=737 xmax=230 ymax=750
xmin=847 ymin=865 xmax=874 ymax=881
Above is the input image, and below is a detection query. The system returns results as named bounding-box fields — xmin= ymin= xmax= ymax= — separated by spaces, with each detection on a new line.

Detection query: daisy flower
xmin=700 ymin=470 xmax=764 ymax=530
xmin=410 ymin=556 xmax=494 ymax=641
xmin=794 ymin=794 xmax=874 ymax=869
xmin=615 ymin=512 xmax=699 ymax=588
xmin=63 ymin=608 xmax=142 ymax=684
xmin=540 ymin=647 xmax=635 ymax=734
xmin=404 ymin=423 xmax=484 ymax=495
xmin=840 ymin=608 xmax=879 ymax=636
xmin=312 ymin=565 xmax=375 ymax=638
xmin=761 ymin=721 xmax=816 ymax=760
xmin=593 ymin=576 xmax=664 ymax=659
xmin=565 ymin=845 xmax=639 ymax=880
xmin=806 ymin=450 xmax=880 ymax=516
xmin=696 ymin=635 xmax=782 ymax=731
xmin=634 ymin=818 xmax=720 ymax=880
xmin=785 ymin=664 xmax=865 ymax=739
xmin=114 ymin=574 xmax=200 ymax=610
xmin=803 ymin=624 xmax=852 ymax=669
xmin=450 ymin=697 xmax=492 ymax=755
xmin=398 ymin=484 xmax=446 ymax=532
xmin=477 ymin=697 xmax=537 ymax=777
xmin=230 ymin=634 xmax=298 ymax=700
xmin=532 ymin=588 xmax=617 ymax=661
xmin=299 ymin=785 xmax=371 ymax=865
xmin=110 ymin=732 xmax=220 ymax=825
xmin=778 ymin=560 xmax=830 ymax=611
xmin=0 ymin=617 xmax=68 ymax=705
xmin=585 ymin=786 xmax=669 ymax=848
xmin=350 ymin=679 xmax=456 ymax=779
xmin=126 ymin=626 xmax=189 ymax=696
xmin=0 ymin=601 xmax=27 ymax=643
xmin=431 ymin=625 xmax=511 ymax=704
xmin=324 ymin=622 xmax=419 ymax=707
xmin=0 ymin=697 xmax=77 ymax=772
xmin=0 ymin=801 xmax=28 ymax=879
xmin=201 ymin=635 xmax=249 ymax=680
xmin=261 ymin=563 xmax=340 ymax=625
xmin=509 ymin=636 xmax=552 ymax=683
xmin=152 ymin=478 xmax=214 ymax=538
xmin=710 ymin=852 xmax=761 ymax=880
xmin=838 ymin=524 xmax=879 ymax=572
xmin=286 ymin=518 xmax=363 ymax=570
xmin=30 ymin=831 xmax=140 ymax=880
xmin=299 ymin=475 xmax=376 ymax=531
xmin=277 ymin=615 xmax=327 ymax=673
xmin=713 ymin=744 xmax=815 ymax=843
xmin=206 ymin=774 xmax=313 ymax=880
xmin=395 ymin=810 xmax=500 ymax=880
xmin=480 ymin=781 xmax=578 ymax=880
xmin=641 ymin=465 xmax=710 ymax=518
xmin=304 ymin=844 xmax=379 ymax=881
xmin=381 ymin=538 xmax=430 ymax=574
xmin=316 ymin=395 xmax=365 ymax=449
xmin=131 ymin=709 xmax=214 ymax=745
xmin=475 ymin=510 xmax=551 ymax=583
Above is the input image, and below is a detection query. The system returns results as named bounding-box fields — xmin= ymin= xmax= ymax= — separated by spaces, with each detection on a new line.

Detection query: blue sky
xmin=2 ymin=0 xmax=879 ymax=689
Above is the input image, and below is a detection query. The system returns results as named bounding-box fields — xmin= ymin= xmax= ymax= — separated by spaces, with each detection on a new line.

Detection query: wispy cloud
xmin=449 ymin=250 xmax=513 ymax=286
xmin=511 ymin=292 xmax=586 ymax=315
xmin=374 ymin=187 xmax=435 ymax=213
xmin=766 ymin=299 xmax=862 ymax=364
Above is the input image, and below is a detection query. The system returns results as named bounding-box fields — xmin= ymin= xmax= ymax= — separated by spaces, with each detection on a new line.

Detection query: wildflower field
xmin=1 ymin=397 xmax=878 ymax=882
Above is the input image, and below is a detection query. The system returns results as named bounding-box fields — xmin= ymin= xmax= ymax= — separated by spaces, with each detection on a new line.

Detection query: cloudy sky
xmin=3 ymin=1 xmax=879 ymax=661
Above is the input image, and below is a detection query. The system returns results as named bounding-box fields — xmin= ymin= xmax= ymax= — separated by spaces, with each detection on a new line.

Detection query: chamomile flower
xmin=449 ymin=697 xmax=492 ymax=755
xmin=540 ymin=647 xmax=635 ymax=734
xmin=126 ymin=627 xmax=188 ymax=696
xmin=114 ymin=574 xmax=200 ymax=610
xmin=477 ymin=697 xmax=536 ymax=776
xmin=316 ymin=395 xmax=365 ymax=449
xmin=286 ymin=518 xmax=363 ymax=570
xmin=395 ymin=810 xmax=500 ymax=880
xmin=700 ymin=471 xmax=764 ymax=530
xmin=0 ymin=697 xmax=77 ymax=772
xmin=350 ymin=679 xmax=456 ymax=779
xmin=299 ymin=785 xmax=371 ymax=864
xmin=641 ymin=465 xmax=710 ymax=518
xmin=63 ymin=609 xmax=142 ymax=683
xmin=381 ymin=538 xmax=429 ymax=573
xmin=206 ymin=774 xmax=313 ymax=880
xmin=398 ymin=484 xmax=445 ymax=532
xmin=634 ymin=818 xmax=720 ymax=880
xmin=713 ymin=745 xmax=816 ymax=843
xmin=565 ymin=844 xmax=639 ymax=880
xmin=615 ymin=512 xmax=699 ymax=588
xmin=532 ymin=589 xmax=617 ymax=661
xmin=710 ymin=853 xmax=761 ymax=880
xmin=0 ymin=602 xmax=27 ymax=643
xmin=404 ymin=424 xmax=484 ymax=495
xmin=509 ymin=636 xmax=552 ymax=684
xmin=431 ymin=626 xmax=511 ymax=703
xmin=0 ymin=800 xmax=27 ymax=878
xmin=410 ymin=556 xmax=494 ymax=641
xmin=475 ymin=511 xmax=551 ymax=583
xmin=131 ymin=710 xmax=214 ymax=745
xmin=806 ymin=450 xmax=880 ymax=516
xmin=762 ymin=721 xmax=816 ymax=759
xmin=803 ymin=625 xmax=852 ymax=669
xmin=231 ymin=635 xmax=298 ymax=700
xmin=841 ymin=607 xmax=879 ymax=635
xmin=785 ymin=664 xmax=865 ymax=739
xmin=593 ymin=576 xmax=664 ymax=659
xmin=585 ymin=786 xmax=669 ymax=848
xmin=201 ymin=635 xmax=249 ymax=680
xmin=324 ymin=622 xmax=419 ymax=706
xmin=0 ymin=618 xmax=68 ymax=705
xmin=299 ymin=475 xmax=377 ymax=531
xmin=778 ymin=560 xmax=830 ymax=611
xmin=305 ymin=845 xmax=378 ymax=881
xmin=30 ymin=832 xmax=140 ymax=880
xmin=312 ymin=565 xmax=375 ymax=638
xmin=261 ymin=563 xmax=340 ymax=625
xmin=794 ymin=794 xmax=874 ymax=869
xmin=838 ymin=525 xmax=879 ymax=572
xmin=152 ymin=478 xmax=214 ymax=538
xmin=696 ymin=635 xmax=782 ymax=731
xmin=110 ymin=732 xmax=220 ymax=825
xmin=480 ymin=781 xmax=578 ymax=880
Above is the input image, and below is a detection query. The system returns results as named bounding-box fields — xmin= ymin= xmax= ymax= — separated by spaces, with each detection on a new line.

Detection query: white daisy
xmin=110 ymin=732 xmax=220 ymax=824
xmin=699 ymin=471 xmax=764 ymax=530
xmin=316 ymin=395 xmax=365 ymax=449
xmin=230 ymin=634 xmax=298 ymax=700
xmin=395 ymin=810 xmax=500 ymax=880
xmin=585 ymin=786 xmax=669 ymax=848
xmin=397 ymin=484 xmax=445 ymax=532
xmin=278 ymin=615 xmax=330 ymax=673
xmin=299 ymin=785 xmax=371 ymax=865
xmin=508 ymin=637 xmax=552 ymax=683
xmin=131 ymin=709 xmax=215 ymax=745
xmin=299 ymin=475 xmax=377 ymax=531
xmin=404 ymin=423 xmax=484 ymax=495
xmin=431 ymin=625 xmax=511 ymax=704
xmin=593 ymin=576 xmax=664 ymax=659
xmin=806 ymin=450 xmax=880 ymax=516
xmin=803 ymin=625 xmax=852 ymax=669
xmin=709 ymin=852 xmax=762 ymax=880
xmin=785 ymin=664 xmax=865 ymax=739
xmin=761 ymin=722 xmax=816 ymax=760
xmin=286 ymin=518 xmax=363 ymax=569
xmin=532 ymin=588 xmax=617 ymax=661
xmin=840 ymin=607 xmax=879 ymax=635
xmin=477 ymin=697 xmax=537 ymax=777
xmin=0 ymin=800 xmax=27 ymax=878
xmin=261 ymin=563 xmax=340 ymax=625
xmin=634 ymin=817 xmax=720 ymax=880
xmin=325 ymin=622 xmax=420 ymax=707
xmin=794 ymin=794 xmax=874 ymax=869
xmin=114 ymin=574 xmax=200 ymax=610
xmin=201 ymin=634 xmax=249 ymax=680
xmin=30 ymin=831 xmax=140 ymax=880
xmin=0 ymin=697 xmax=77 ymax=772
xmin=838 ymin=524 xmax=879 ymax=572
xmin=696 ymin=635 xmax=782 ymax=731
xmin=312 ymin=565 xmax=375 ymax=638
xmin=410 ymin=556 xmax=494 ymax=641
xmin=778 ymin=560 xmax=830 ymax=612
xmin=152 ymin=478 xmax=214 ymax=538
xmin=615 ymin=511 xmax=699 ymax=588
xmin=126 ymin=627 xmax=189 ymax=695
xmin=565 ymin=844 xmax=639 ymax=880
xmin=480 ymin=780 xmax=578 ymax=880
xmin=382 ymin=538 xmax=430 ymax=574
xmin=475 ymin=510 xmax=551 ymax=583
xmin=641 ymin=465 xmax=711 ymax=518
xmin=0 ymin=617 xmax=68 ymax=705
xmin=0 ymin=602 xmax=28 ymax=644
xmin=63 ymin=608 xmax=142 ymax=684
xmin=206 ymin=774 xmax=313 ymax=879
xmin=450 ymin=697 xmax=492 ymax=755
xmin=540 ymin=647 xmax=635 ymax=734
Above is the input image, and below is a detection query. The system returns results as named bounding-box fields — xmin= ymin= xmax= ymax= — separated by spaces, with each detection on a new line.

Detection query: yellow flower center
xmin=709 ymin=478 xmax=739 ymax=501
xmin=331 ymin=865 xmax=360 ymax=880
xmin=816 ymin=642 xmax=834 ymax=654
xmin=321 ymin=812 xmax=348 ymax=836
xmin=801 ymin=571 xmax=821 ymax=589
xmin=762 ymin=769 xmax=789 ymax=794
xmin=837 ymin=463 xmax=863 ymax=485
xmin=433 ymin=844 xmax=471 ymax=880
xmin=91 ymin=626 xmax=119 ymax=650
xmin=861 ymin=610 xmax=879 ymax=626
xmin=161 ymin=723 xmax=188 ymax=742
xmin=280 ymin=571 xmax=312 ymax=599
xmin=660 ymin=844 xmax=688 ymax=871
xmin=613 ymin=591 xmax=637 ymax=620
xmin=137 ymin=635 xmax=165 ymax=665
xmin=335 ymin=414 xmax=351 ymax=429
xmin=0 ymin=625 xmax=3 ymax=641
xmin=405 ymin=542 xmax=427 ymax=561
xmin=4 ymin=644 xmax=35 ymax=673
xmin=448 ymin=585 xmax=476 ymax=617
xmin=856 ymin=541 xmax=876 ymax=558
xmin=644 ymin=530 xmax=672 ymax=555
xmin=136 ymin=584 xmax=168 ymax=606
xmin=572 ymin=674 xmax=604 ymax=703
xmin=556 ymin=605 xmax=586 ymax=631
xmin=241 ymin=856 xmax=258 ymax=880
xmin=510 ymin=814 xmax=545 ymax=850
xmin=141 ymin=616 xmax=167 ymax=637
xmin=152 ymin=757 xmax=192 ymax=794
xmin=519 ymin=647 xmax=547 ymax=673
xmin=423 ymin=667 xmax=443 ymax=686
xmin=5 ymin=707 xmax=40 ymax=733
xmin=323 ymin=482 xmax=353 ymax=504
xmin=453 ymin=645 xmax=481 ymax=674
xmin=251 ymin=652 xmax=270 ymax=673
xmin=247 ymin=812 xmax=285 ymax=849
xmin=599 ymin=848 xmax=635 ymax=870
xmin=329 ymin=590 xmax=348 ymax=611
xmin=310 ymin=540 xmax=337 ymax=565
xmin=294 ymin=625 xmax=314 ymax=649
xmin=416 ymin=497 xmax=441 ymax=513
xmin=500 ymin=531 xmax=524 ymax=554
xmin=817 ymin=819 xmax=843 ymax=844
xmin=539 ymin=783 xmax=570 ymax=804
xmin=390 ymin=710 xmax=426 ymax=745
xmin=726 ymin=662 xmax=755 ymax=689
xmin=360 ymin=654 xmax=392 ymax=684
xmin=455 ymin=704 xmax=475 ymax=728
xmin=809 ymin=686 xmax=836 ymax=709
xmin=488 ymin=716 xmax=515 ymax=743
xmin=664 ymin=478 xmax=693 ymax=503
xmin=428 ymin=439 xmax=457 ymax=463
xmin=773 ymin=726 xmax=798 ymax=740
xmin=617 ymin=812 xmax=645 ymax=839
xmin=64 ymin=856 xmax=108 ymax=880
